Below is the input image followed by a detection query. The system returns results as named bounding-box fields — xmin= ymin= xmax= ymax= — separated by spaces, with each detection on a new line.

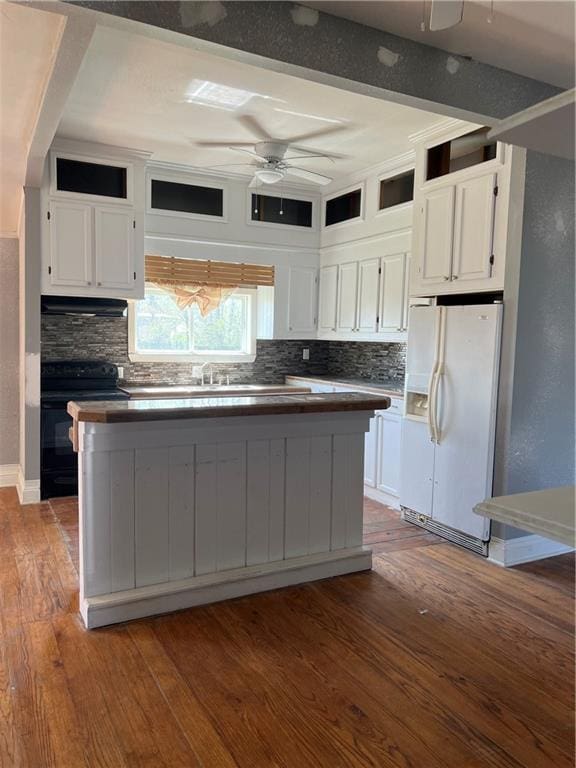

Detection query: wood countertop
xmin=474 ymin=486 xmax=575 ymax=546
xmin=68 ymin=392 xmax=391 ymax=425
xmin=122 ymin=384 xmax=311 ymax=399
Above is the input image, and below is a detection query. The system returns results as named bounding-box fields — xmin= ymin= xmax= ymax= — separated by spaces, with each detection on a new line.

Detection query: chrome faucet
xmin=200 ymin=362 xmax=213 ymax=386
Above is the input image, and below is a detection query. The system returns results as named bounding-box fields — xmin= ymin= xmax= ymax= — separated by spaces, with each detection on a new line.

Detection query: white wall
xmin=0 ymin=237 xmax=19 ymax=468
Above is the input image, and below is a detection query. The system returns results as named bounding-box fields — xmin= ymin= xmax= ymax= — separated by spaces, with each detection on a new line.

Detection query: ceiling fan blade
xmin=238 ymin=114 xmax=271 ymax=141
xmin=284 ymin=154 xmax=336 ymax=163
xmin=201 ymin=163 xmax=260 ymax=169
xmin=290 ymin=144 xmax=349 ymax=160
xmin=285 ymin=166 xmax=333 ymax=185
xmin=195 ymin=140 xmax=256 ymax=147
xmin=287 ymin=123 xmax=349 ymax=144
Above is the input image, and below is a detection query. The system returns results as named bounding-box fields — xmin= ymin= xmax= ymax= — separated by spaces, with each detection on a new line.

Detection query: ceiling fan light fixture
xmin=254 ymin=168 xmax=285 ymax=184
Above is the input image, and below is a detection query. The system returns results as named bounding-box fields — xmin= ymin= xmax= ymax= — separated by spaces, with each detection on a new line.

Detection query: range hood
xmin=41 ymin=295 xmax=128 ymax=317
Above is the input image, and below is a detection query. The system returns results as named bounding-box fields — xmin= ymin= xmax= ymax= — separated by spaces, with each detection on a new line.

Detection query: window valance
xmin=145 ymin=255 xmax=275 ymax=288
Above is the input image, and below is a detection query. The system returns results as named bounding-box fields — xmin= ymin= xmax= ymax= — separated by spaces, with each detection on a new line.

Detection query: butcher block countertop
xmin=122 ymin=384 xmax=312 ymax=399
xmin=68 ymin=392 xmax=391 ymax=424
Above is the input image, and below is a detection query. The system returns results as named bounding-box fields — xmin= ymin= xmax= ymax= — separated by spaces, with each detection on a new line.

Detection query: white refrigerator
xmin=400 ymin=303 xmax=502 ymax=551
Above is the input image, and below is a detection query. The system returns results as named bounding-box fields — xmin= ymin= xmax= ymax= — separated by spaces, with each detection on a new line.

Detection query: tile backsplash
xmin=41 ymin=314 xmax=406 ymax=385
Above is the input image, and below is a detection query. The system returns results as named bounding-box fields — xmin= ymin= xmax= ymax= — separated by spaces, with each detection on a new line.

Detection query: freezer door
xmin=431 ymin=304 xmax=502 ymax=539
xmin=404 ymin=306 xmax=440 ymax=395
xmin=400 ymin=418 xmax=435 ymax=516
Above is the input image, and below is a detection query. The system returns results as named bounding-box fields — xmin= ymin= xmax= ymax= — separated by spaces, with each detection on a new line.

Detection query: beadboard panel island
xmin=69 ymin=393 xmax=389 ymax=628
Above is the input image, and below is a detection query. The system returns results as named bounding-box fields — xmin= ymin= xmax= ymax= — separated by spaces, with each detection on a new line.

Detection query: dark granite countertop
xmin=121 ymin=384 xmax=311 ymax=399
xmin=285 ymin=375 xmax=404 ymax=397
xmin=68 ymin=392 xmax=391 ymax=424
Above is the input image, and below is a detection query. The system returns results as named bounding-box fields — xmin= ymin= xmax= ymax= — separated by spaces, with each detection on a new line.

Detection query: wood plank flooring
xmin=0 ymin=487 xmax=573 ymax=767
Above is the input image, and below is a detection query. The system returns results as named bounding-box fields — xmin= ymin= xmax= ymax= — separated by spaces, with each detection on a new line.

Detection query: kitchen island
xmin=69 ymin=392 xmax=389 ymax=628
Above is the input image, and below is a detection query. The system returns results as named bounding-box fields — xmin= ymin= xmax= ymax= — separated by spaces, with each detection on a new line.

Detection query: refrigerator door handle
xmin=432 ymin=364 xmax=444 ymax=444
xmin=427 ymin=366 xmax=438 ymax=442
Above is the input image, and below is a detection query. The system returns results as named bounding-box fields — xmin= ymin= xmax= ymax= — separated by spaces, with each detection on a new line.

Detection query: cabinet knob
xmin=97 ymin=281 xmax=102 ymax=286
xmin=451 ymin=275 xmax=458 ymax=281
xmin=87 ymin=281 xmax=92 ymax=286
xmin=443 ymin=276 xmax=450 ymax=281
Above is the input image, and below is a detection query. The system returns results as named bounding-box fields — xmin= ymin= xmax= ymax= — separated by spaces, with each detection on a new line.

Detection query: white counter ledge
xmin=474 ymin=486 xmax=575 ymax=547
xmin=69 ymin=392 xmax=389 ymax=628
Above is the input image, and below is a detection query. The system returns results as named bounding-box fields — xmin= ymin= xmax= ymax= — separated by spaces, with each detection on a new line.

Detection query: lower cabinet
xmin=363 ymin=399 xmax=403 ymax=507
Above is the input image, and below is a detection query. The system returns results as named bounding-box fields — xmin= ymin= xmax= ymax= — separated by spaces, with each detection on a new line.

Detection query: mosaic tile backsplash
xmin=41 ymin=314 xmax=406 ymax=386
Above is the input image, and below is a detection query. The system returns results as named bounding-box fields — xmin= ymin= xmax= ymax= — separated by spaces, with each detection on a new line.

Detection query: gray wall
xmin=0 ymin=237 xmax=19 ymax=465
xmin=493 ymin=152 xmax=575 ymax=539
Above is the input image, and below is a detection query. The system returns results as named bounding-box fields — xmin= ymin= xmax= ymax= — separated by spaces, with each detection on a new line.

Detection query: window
xmin=129 ymin=287 xmax=257 ymax=362
xmin=56 ymin=158 xmax=127 ymax=198
xmin=426 ymin=128 xmax=497 ymax=181
xmin=251 ymin=194 xmax=313 ymax=227
xmin=379 ymin=170 xmax=414 ymax=211
xmin=151 ymin=179 xmax=224 ymax=217
xmin=325 ymin=188 xmax=362 ymax=226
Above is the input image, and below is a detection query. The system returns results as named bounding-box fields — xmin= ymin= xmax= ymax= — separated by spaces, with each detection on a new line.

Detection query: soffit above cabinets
xmin=56 ymin=25 xmax=446 ymax=184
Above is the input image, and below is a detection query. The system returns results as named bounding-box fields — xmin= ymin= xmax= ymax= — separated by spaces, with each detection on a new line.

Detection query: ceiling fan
xmin=196 ymin=114 xmax=349 ymax=187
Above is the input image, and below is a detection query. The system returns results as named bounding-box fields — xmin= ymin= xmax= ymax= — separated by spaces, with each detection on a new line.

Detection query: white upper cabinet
xmin=410 ymin=126 xmax=525 ymax=297
xmin=356 ymin=258 xmax=380 ymax=333
xmin=452 ymin=173 xmax=496 ymax=284
xmin=48 ymin=201 xmax=92 ymax=287
xmin=379 ymin=253 xmax=408 ymax=333
xmin=287 ymin=265 xmax=318 ymax=335
xmin=94 ymin=207 xmax=136 ymax=291
xmin=318 ymin=264 xmax=338 ymax=333
xmin=42 ymin=140 xmax=148 ymax=300
xmin=418 ymin=185 xmax=455 ymax=286
xmin=337 ymin=261 xmax=359 ymax=332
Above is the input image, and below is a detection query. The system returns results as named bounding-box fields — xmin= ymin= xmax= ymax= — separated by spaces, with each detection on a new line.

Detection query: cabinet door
xmin=48 ymin=201 xmax=92 ymax=287
xmin=379 ymin=253 xmax=406 ymax=333
xmin=417 ymin=186 xmax=455 ymax=285
xmin=377 ymin=411 xmax=402 ymax=497
xmin=287 ymin=266 xmax=317 ymax=334
xmin=357 ymin=258 xmax=380 ymax=333
xmin=452 ymin=173 xmax=496 ymax=283
xmin=94 ymin=207 xmax=135 ymax=290
xmin=337 ymin=261 xmax=358 ymax=332
xmin=364 ymin=415 xmax=378 ymax=487
xmin=318 ymin=264 xmax=338 ymax=332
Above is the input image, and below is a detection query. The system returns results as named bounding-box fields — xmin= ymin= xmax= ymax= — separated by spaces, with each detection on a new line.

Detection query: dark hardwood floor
xmin=1 ymin=486 xmax=574 ymax=767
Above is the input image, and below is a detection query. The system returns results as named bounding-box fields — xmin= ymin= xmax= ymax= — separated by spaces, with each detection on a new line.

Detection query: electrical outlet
xmin=117 ymin=366 xmax=124 ymax=380
xmin=302 ymin=348 xmax=310 ymax=361
xmin=192 ymin=365 xmax=203 ymax=378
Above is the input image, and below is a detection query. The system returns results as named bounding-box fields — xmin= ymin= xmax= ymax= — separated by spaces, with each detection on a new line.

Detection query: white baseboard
xmin=16 ymin=467 xmax=40 ymax=505
xmin=489 ymin=533 xmax=574 ymax=567
xmin=364 ymin=485 xmax=400 ymax=510
xmin=0 ymin=464 xmax=19 ymax=488
xmin=82 ymin=546 xmax=372 ymax=629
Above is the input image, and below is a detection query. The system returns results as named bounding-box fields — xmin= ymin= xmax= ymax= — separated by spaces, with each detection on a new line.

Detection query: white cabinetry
xmin=336 ymin=261 xmax=358 ymax=332
xmin=379 ymin=253 xmax=408 ymax=333
xmin=363 ymin=397 xmax=403 ymax=507
xmin=286 ymin=265 xmax=318 ymax=336
xmin=356 ymin=258 xmax=380 ymax=333
xmin=318 ymin=264 xmax=338 ymax=332
xmin=410 ymin=136 xmax=524 ymax=297
xmin=41 ymin=141 xmax=148 ymax=300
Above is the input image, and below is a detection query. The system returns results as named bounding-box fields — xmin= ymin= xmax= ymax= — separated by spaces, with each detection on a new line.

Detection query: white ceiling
xmin=57 ymin=25 xmax=446 ymax=184
xmin=0 ymin=3 xmax=64 ymax=234
xmin=303 ymin=1 xmax=576 ymax=89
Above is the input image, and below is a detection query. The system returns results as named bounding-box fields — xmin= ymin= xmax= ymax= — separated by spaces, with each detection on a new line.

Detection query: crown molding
xmin=52 ymin=136 xmax=153 ymax=161
xmin=408 ymin=117 xmax=480 ymax=145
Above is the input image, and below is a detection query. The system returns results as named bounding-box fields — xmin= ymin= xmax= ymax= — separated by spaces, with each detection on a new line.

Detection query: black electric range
xmin=40 ymin=360 xmax=129 ymax=500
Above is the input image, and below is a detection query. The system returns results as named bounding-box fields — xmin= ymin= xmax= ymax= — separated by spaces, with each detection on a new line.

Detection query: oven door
xmin=41 ymin=401 xmax=77 ymax=499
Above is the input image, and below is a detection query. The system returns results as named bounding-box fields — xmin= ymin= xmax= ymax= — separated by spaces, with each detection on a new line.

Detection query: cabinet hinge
xmin=47 ymin=211 xmax=51 ymax=221
xmin=48 ymin=266 xmax=52 ymax=275
xmin=489 ymin=255 xmax=495 ymax=266
xmin=133 ymin=271 xmax=137 ymax=280
xmin=133 ymin=220 xmax=136 ymax=229
xmin=493 ymin=185 xmax=499 ymax=197
xmin=376 ymin=315 xmax=380 ymax=324
xmin=378 ymin=267 xmax=382 ymax=275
